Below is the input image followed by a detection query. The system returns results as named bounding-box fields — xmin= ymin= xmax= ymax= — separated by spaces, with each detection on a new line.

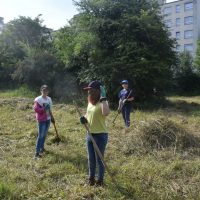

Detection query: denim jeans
xmin=121 ymin=104 xmax=132 ymax=127
xmin=86 ymin=133 xmax=108 ymax=181
xmin=35 ymin=120 xmax=50 ymax=154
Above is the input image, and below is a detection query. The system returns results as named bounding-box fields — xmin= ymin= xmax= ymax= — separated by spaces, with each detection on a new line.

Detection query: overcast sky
xmin=167 ymin=0 xmax=176 ymax=2
xmin=0 ymin=0 xmax=78 ymax=30
xmin=0 ymin=0 xmax=175 ymax=30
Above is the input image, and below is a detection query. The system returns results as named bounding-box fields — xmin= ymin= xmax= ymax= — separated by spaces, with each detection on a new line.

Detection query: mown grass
xmin=1 ymin=94 xmax=200 ymax=199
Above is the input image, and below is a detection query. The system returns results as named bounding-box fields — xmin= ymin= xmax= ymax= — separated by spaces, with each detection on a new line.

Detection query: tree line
xmin=1 ymin=0 xmax=200 ymax=101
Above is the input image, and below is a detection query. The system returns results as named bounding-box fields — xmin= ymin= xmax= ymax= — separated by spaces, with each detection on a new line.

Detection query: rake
xmin=73 ymin=101 xmax=120 ymax=189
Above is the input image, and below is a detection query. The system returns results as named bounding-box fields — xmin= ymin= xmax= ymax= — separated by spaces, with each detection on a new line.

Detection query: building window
xmin=176 ymin=45 xmax=181 ymax=52
xmin=184 ymin=16 xmax=193 ymax=25
xmin=185 ymin=2 xmax=193 ymax=11
xmin=184 ymin=44 xmax=193 ymax=52
xmin=176 ymin=5 xmax=181 ymax=13
xmin=164 ymin=7 xmax=172 ymax=15
xmin=176 ymin=32 xmax=181 ymax=40
xmin=164 ymin=19 xmax=172 ymax=28
xmin=184 ymin=30 xmax=193 ymax=39
xmin=176 ymin=18 xmax=181 ymax=26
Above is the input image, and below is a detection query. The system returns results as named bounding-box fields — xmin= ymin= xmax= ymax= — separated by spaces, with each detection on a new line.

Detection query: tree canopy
xmin=0 ymin=15 xmax=64 ymax=89
xmin=0 ymin=1 xmax=181 ymax=100
xmin=54 ymin=0 xmax=176 ymax=100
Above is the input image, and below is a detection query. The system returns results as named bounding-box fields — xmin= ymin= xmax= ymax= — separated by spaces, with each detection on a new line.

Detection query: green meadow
xmin=1 ymin=92 xmax=200 ymax=200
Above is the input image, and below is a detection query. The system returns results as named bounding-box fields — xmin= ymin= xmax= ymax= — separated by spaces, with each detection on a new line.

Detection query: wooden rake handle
xmin=73 ymin=101 xmax=119 ymax=189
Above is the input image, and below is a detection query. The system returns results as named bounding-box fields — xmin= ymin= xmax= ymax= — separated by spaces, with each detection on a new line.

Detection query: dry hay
xmin=120 ymin=117 xmax=200 ymax=155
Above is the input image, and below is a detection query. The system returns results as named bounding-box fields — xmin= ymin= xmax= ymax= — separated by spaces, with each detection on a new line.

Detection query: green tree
xmin=0 ymin=15 xmax=57 ymax=86
xmin=55 ymin=0 xmax=176 ymax=100
xmin=175 ymin=51 xmax=200 ymax=94
xmin=12 ymin=47 xmax=64 ymax=88
xmin=3 ymin=15 xmax=52 ymax=53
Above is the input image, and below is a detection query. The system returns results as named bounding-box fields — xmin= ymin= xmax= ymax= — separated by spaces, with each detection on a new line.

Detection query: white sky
xmin=0 ymin=0 xmax=176 ymax=30
xmin=167 ymin=0 xmax=176 ymax=2
xmin=0 ymin=0 xmax=78 ymax=30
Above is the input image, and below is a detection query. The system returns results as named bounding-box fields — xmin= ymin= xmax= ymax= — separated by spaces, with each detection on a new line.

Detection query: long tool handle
xmin=50 ymin=111 xmax=60 ymax=138
xmin=52 ymin=122 xmax=59 ymax=138
xmin=112 ymin=112 xmax=119 ymax=124
xmin=74 ymin=102 xmax=119 ymax=189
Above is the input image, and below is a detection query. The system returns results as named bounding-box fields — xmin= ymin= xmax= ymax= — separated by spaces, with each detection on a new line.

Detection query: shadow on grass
xmin=46 ymin=149 xmax=88 ymax=171
xmin=133 ymin=97 xmax=200 ymax=116
xmin=166 ymin=99 xmax=200 ymax=116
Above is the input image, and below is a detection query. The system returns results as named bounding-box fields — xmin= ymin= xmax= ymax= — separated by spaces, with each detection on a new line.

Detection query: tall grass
xmin=1 ymin=94 xmax=200 ymax=199
xmin=0 ymin=182 xmax=18 ymax=200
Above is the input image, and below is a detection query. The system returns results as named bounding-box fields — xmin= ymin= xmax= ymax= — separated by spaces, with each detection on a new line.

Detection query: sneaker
xmin=95 ymin=180 xmax=103 ymax=187
xmin=34 ymin=153 xmax=42 ymax=159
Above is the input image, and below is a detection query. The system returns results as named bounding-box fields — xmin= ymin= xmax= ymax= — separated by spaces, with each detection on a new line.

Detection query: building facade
xmin=161 ymin=0 xmax=200 ymax=55
xmin=158 ymin=0 xmax=166 ymax=5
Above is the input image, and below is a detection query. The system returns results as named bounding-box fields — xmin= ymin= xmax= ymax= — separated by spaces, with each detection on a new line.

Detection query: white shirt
xmin=34 ymin=95 xmax=52 ymax=120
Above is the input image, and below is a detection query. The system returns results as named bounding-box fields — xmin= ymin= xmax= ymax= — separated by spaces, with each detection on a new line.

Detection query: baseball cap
xmin=83 ymin=81 xmax=102 ymax=90
xmin=121 ymin=80 xmax=128 ymax=84
xmin=40 ymin=85 xmax=48 ymax=91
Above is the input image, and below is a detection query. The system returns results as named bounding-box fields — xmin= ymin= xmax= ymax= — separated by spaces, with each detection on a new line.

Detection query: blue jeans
xmin=35 ymin=120 xmax=50 ymax=154
xmin=86 ymin=133 xmax=108 ymax=181
xmin=122 ymin=104 xmax=132 ymax=127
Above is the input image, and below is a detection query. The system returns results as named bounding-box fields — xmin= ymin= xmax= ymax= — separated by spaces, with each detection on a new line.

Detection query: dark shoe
xmin=88 ymin=177 xmax=96 ymax=186
xmin=34 ymin=153 xmax=42 ymax=159
xmin=96 ymin=180 xmax=103 ymax=187
xmin=40 ymin=148 xmax=46 ymax=154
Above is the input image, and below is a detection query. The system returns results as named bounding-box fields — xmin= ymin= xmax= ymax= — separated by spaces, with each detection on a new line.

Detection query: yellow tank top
xmin=86 ymin=102 xmax=108 ymax=134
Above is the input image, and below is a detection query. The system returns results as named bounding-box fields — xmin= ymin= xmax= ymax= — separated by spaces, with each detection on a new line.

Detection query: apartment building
xmin=161 ymin=0 xmax=200 ymax=55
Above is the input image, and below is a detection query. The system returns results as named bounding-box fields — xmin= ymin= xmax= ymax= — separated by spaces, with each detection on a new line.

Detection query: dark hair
xmin=40 ymin=85 xmax=48 ymax=91
xmin=88 ymin=89 xmax=100 ymax=105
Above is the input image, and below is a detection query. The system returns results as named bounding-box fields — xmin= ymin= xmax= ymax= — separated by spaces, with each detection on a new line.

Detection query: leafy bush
xmin=12 ymin=50 xmax=64 ymax=89
xmin=174 ymin=51 xmax=200 ymax=94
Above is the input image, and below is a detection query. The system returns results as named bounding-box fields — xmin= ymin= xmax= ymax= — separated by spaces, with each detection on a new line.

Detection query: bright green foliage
xmin=194 ymin=40 xmax=200 ymax=70
xmin=54 ymin=0 xmax=176 ymax=100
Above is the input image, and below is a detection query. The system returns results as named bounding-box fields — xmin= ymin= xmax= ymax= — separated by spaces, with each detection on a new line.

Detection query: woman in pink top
xmin=33 ymin=85 xmax=54 ymax=159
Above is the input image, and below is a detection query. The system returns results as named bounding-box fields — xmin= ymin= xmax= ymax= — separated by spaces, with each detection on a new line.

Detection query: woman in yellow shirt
xmin=80 ymin=81 xmax=110 ymax=186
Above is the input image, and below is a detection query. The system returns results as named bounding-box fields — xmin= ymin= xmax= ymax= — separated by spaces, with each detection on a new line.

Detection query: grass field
xmin=1 ymin=94 xmax=200 ymax=200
